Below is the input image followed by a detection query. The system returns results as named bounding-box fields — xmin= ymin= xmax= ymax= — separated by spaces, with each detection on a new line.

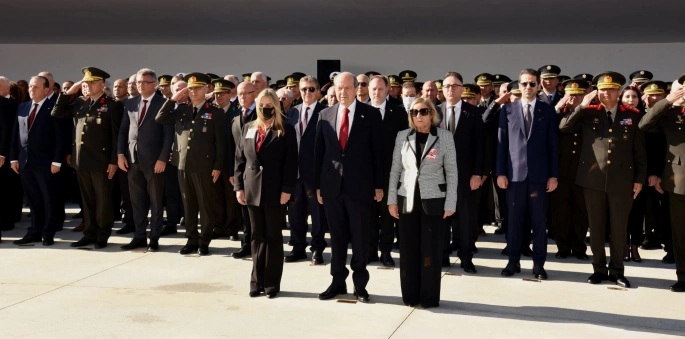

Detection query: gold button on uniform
xmin=609 ymin=129 xmax=612 ymax=132
xmin=573 ymin=142 xmax=577 ymax=145
xmin=608 ymin=139 xmax=612 ymax=143
xmin=188 ymin=137 xmax=191 ymax=141
xmin=187 ymin=146 xmax=190 ymax=150
xmin=190 ymin=129 xmax=193 ymax=132
xmin=84 ymin=123 xmax=87 ymax=126
xmin=192 ymin=121 xmax=195 ymax=124
xmin=607 ymin=160 xmax=611 ymax=164
xmin=608 ymin=150 xmax=612 ymax=154
xmin=572 ymin=151 xmax=576 ymax=154
xmin=80 ymin=141 xmax=84 ymax=144
xmin=574 ymin=133 xmax=578 ymax=137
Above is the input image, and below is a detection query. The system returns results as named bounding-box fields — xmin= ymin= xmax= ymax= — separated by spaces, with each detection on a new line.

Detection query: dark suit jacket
xmin=10 ymin=99 xmax=69 ymax=170
xmin=313 ymin=100 xmax=384 ymax=201
xmin=118 ymin=94 xmax=173 ymax=167
xmin=230 ymin=105 xmax=258 ymax=177
xmin=0 ymin=96 xmax=19 ymax=158
xmin=537 ymin=90 xmax=562 ymax=107
xmin=378 ymin=101 xmax=408 ymax=189
xmin=155 ymin=100 xmax=226 ymax=173
xmin=234 ymin=123 xmax=298 ymax=207
xmin=496 ymin=99 xmax=559 ymax=183
xmin=219 ymin=101 xmax=241 ymax=176
xmin=557 ymin=107 xmax=583 ymax=183
xmin=482 ymin=101 xmax=503 ymax=176
xmin=286 ymin=102 xmax=327 ymax=188
xmin=437 ymin=100 xmax=485 ymax=182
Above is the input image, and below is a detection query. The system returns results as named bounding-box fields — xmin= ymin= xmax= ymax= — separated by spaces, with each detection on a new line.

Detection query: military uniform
xmin=537 ymin=65 xmax=563 ymax=107
xmin=474 ymin=73 xmax=495 ymax=108
xmin=51 ymin=67 xmax=123 ymax=245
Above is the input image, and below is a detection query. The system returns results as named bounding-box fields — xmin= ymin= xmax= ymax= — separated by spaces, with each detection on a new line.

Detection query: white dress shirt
xmin=372 ymin=100 xmax=386 ymax=120
xmin=336 ymin=100 xmax=357 ymax=139
xmin=444 ymin=100 xmax=463 ymax=129
xmin=138 ymin=92 xmax=155 ymax=122
xmin=11 ymin=97 xmax=60 ymax=167
xmin=520 ymin=97 xmax=537 ymax=120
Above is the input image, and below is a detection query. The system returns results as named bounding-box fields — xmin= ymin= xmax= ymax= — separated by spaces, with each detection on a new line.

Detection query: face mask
xmin=403 ymin=96 xmax=416 ymax=110
xmin=261 ymin=107 xmax=274 ymax=119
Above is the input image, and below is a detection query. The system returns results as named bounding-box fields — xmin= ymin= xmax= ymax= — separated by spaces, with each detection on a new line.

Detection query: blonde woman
xmin=235 ymin=89 xmax=298 ymax=298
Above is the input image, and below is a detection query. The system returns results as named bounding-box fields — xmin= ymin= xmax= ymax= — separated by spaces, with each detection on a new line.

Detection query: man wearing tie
xmin=475 ymin=73 xmax=495 ymax=108
xmin=497 ymin=69 xmax=559 ymax=280
xmin=537 ymin=65 xmax=562 ymax=107
xmin=10 ymin=76 xmax=69 ymax=246
xmin=314 ymin=72 xmax=384 ymax=303
xmin=0 ymin=77 xmax=20 ymax=239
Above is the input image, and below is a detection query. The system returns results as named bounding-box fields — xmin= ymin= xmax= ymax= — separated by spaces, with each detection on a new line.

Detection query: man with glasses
xmin=497 ymin=68 xmax=559 ymax=280
xmin=438 ymin=72 xmax=484 ymax=274
xmin=356 ymin=74 xmax=371 ymax=104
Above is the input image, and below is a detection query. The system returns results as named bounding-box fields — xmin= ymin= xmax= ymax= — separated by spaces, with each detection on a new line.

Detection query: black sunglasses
xmin=301 ymin=87 xmax=316 ymax=93
xmin=409 ymin=108 xmax=431 ymax=117
xmin=359 ymin=82 xmax=368 ymax=87
xmin=519 ymin=81 xmax=537 ymax=88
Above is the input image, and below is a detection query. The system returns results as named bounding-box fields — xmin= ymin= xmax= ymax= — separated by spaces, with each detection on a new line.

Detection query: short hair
xmin=402 ymin=82 xmax=415 ymax=90
xmin=137 ymin=68 xmax=158 ymax=82
xmin=252 ymin=72 xmax=268 ymax=83
xmin=277 ymin=88 xmax=293 ymax=98
xmin=444 ymin=72 xmax=464 ymax=83
xmin=370 ymin=75 xmax=389 ymax=87
xmin=299 ymin=75 xmax=320 ymax=90
xmin=407 ymin=97 xmax=440 ymax=128
xmin=0 ymin=76 xmax=10 ymax=87
xmin=519 ymin=68 xmax=539 ymax=83
xmin=38 ymin=71 xmax=54 ymax=82
xmin=225 ymin=75 xmax=240 ymax=85
xmin=31 ymin=76 xmax=49 ymax=88
xmin=327 ymin=87 xmax=335 ymax=95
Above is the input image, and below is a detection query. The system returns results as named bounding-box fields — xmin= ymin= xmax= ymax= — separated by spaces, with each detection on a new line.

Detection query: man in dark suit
xmin=117 ymin=69 xmax=174 ymax=252
xmin=51 ymin=67 xmax=123 ymax=249
xmin=497 ymin=68 xmax=559 ymax=280
xmin=438 ymin=72 xmax=484 ymax=273
xmin=156 ymin=73 xmax=225 ymax=256
xmin=284 ymin=76 xmax=328 ymax=264
xmin=366 ymin=75 xmax=408 ymax=267
xmin=560 ymin=72 xmax=647 ymax=288
xmin=230 ymin=81 xmax=258 ymax=259
xmin=537 ymin=65 xmax=563 ymax=107
xmin=10 ymin=76 xmax=69 ymax=246
xmin=0 ymin=76 xmax=21 ymax=238
xmin=314 ymin=72 xmax=384 ymax=303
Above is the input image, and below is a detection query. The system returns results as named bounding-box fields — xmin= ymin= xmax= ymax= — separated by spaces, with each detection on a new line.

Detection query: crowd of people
xmin=0 ymin=65 xmax=684 ymax=308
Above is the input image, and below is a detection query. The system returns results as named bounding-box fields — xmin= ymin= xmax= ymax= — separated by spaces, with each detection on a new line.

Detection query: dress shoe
xmin=232 ymin=246 xmax=251 ymax=259
xmin=471 ymin=245 xmax=478 ymax=254
xmin=318 ymin=283 xmax=347 ymax=300
xmin=198 ymin=245 xmax=209 ymax=256
xmin=42 ymin=238 xmax=55 ymax=246
xmin=368 ymin=252 xmax=380 ymax=263
xmin=501 ymin=261 xmax=521 ymax=276
xmin=115 ymin=224 xmax=136 ymax=235
xmin=609 ymin=274 xmax=631 ymax=288
xmin=72 ymin=223 xmax=85 ymax=232
xmin=461 ymin=260 xmax=477 ymax=274
xmin=211 ymin=232 xmax=224 ymax=240
xmin=94 ymin=241 xmax=107 ymax=249
xmin=72 ymin=211 xmax=83 ymax=219
xmin=587 ymin=272 xmax=609 ymax=284
xmin=663 ymin=252 xmax=676 ymax=264
xmin=494 ymin=227 xmax=505 ymax=235
xmin=312 ymin=251 xmax=324 ymax=265
xmin=353 ymin=287 xmax=370 ymax=303
xmin=249 ymin=288 xmax=265 ymax=297
xmin=179 ymin=244 xmax=199 ymax=255
xmin=121 ymin=239 xmax=147 ymax=251
xmin=266 ymin=291 xmax=278 ymax=299
xmin=533 ymin=265 xmax=548 ymax=280
xmin=555 ymin=251 xmax=570 ymax=259
xmin=287 ymin=240 xmax=294 ymax=246
xmin=285 ymin=250 xmax=307 ymax=262
xmin=669 ymin=281 xmax=685 ymax=292
xmin=13 ymin=236 xmax=42 ymax=245
xmin=70 ymin=237 xmax=95 ymax=248
xmin=380 ymin=252 xmax=395 ymax=267
xmin=521 ymin=246 xmax=533 ymax=257
xmin=640 ymin=239 xmax=662 ymax=250
xmin=623 ymin=245 xmax=631 ymax=262
xmin=574 ymin=252 xmax=589 ymax=260
xmin=501 ymin=247 xmax=508 ymax=256
xmin=228 ymin=234 xmax=240 ymax=241
xmin=180 ymin=218 xmax=185 ymax=226
xmin=160 ymin=225 xmax=178 ymax=236
xmin=442 ymin=256 xmax=451 ymax=267
xmin=147 ymin=239 xmax=159 ymax=252
xmin=630 ymin=246 xmax=642 ymax=262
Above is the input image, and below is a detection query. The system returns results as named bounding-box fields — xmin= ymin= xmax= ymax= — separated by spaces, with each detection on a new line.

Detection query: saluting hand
xmin=666 ymin=87 xmax=685 ymax=104
xmin=66 ymin=81 xmax=82 ymax=95
xmin=581 ymin=90 xmax=597 ymax=108
xmin=633 ymin=183 xmax=643 ymax=199
xmin=280 ymin=192 xmax=291 ymax=205
xmin=171 ymin=87 xmax=189 ymax=102
xmin=211 ymin=170 xmax=221 ymax=183
xmin=497 ymin=175 xmax=508 ymax=189
xmin=388 ymin=204 xmax=399 ymax=219
xmin=555 ymin=94 xmax=570 ymax=112
xmin=236 ymin=190 xmax=246 ymax=205
xmin=495 ymin=92 xmax=512 ymax=105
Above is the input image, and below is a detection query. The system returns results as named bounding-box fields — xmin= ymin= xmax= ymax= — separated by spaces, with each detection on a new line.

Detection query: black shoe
xmin=587 ymin=272 xmax=609 ymax=284
xmin=521 ymin=246 xmax=533 ymax=257
xmin=663 ymin=252 xmax=675 ymax=264
xmin=574 ymin=252 xmax=589 ymax=260
xmin=147 ymin=239 xmax=159 ymax=252
xmin=249 ymin=288 xmax=265 ymax=297
xmin=670 ymin=281 xmax=685 ymax=292
xmin=115 ymin=224 xmax=136 ymax=235
xmin=70 ymin=237 xmax=95 ymax=248
xmin=501 ymin=261 xmax=521 ymax=276
xmin=285 ymin=250 xmax=307 ymax=263
xmin=471 ymin=245 xmax=478 ymax=254
xmin=180 ymin=217 xmax=185 ymax=226
xmin=494 ymin=227 xmax=505 ymax=235
xmin=42 ymin=238 xmax=55 ymax=246
xmin=160 ymin=225 xmax=178 ymax=236
xmin=318 ymin=283 xmax=347 ymax=300
xmin=211 ymin=232 xmax=225 ymax=240
xmin=228 ymin=234 xmax=240 ymax=241
xmin=266 ymin=291 xmax=278 ymax=299
xmin=94 ymin=241 xmax=107 ymax=249
xmin=13 ymin=236 xmax=42 ymax=245
xmin=555 ymin=251 xmax=570 ymax=259
xmin=198 ymin=245 xmax=209 ymax=256
xmin=312 ymin=251 xmax=324 ymax=265
xmin=380 ymin=252 xmax=395 ymax=267
xmin=640 ymin=239 xmax=662 ymax=250
xmin=287 ymin=240 xmax=294 ymax=246
xmin=442 ymin=256 xmax=451 ymax=267
xmin=533 ymin=265 xmax=548 ymax=280
xmin=232 ymin=246 xmax=251 ymax=259
xmin=461 ymin=260 xmax=477 ymax=274
xmin=501 ymin=247 xmax=508 ymax=256
xmin=120 ymin=238 xmax=147 ymax=251
xmin=609 ymin=275 xmax=631 ymax=288
xmin=368 ymin=252 xmax=379 ymax=263
xmin=354 ymin=287 xmax=370 ymax=303
xmin=179 ymin=243 xmax=199 ymax=255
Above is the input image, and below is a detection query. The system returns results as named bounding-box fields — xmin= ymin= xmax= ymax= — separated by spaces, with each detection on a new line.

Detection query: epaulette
xmin=586 ymin=104 xmax=600 ymax=110
xmin=620 ymin=105 xmax=639 ymax=113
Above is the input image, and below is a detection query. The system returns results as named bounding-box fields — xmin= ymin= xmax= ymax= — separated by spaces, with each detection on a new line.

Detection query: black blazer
xmin=118 ymin=94 xmax=174 ymax=167
xmin=381 ymin=101 xmax=409 ymax=189
xmin=230 ymin=105 xmax=257 ymax=177
xmin=537 ymin=90 xmax=562 ymax=107
xmin=234 ymin=122 xmax=298 ymax=207
xmin=313 ymin=100 xmax=384 ymax=201
xmin=0 ymin=96 xmax=19 ymax=158
xmin=219 ymin=101 xmax=241 ymax=175
xmin=11 ymin=99 xmax=69 ymax=170
xmin=286 ymin=102 xmax=327 ymax=188
xmin=437 ymin=100 xmax=485 ymax=181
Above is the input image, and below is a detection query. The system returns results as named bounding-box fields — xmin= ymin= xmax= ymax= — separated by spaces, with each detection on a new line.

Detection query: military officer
xmin=158 ymin=75 xmax=173 ymax=99
xmin=474 ymin=73 xmax=495 ymax=108
xmin=559 ymin=72 xmax=647 ymax=288
xmin=387 ymin=75 xmax=403 ymax=105
xmin=51 ymin=67 xmax=123 ymax=249
xmin=538 ymin=65 xmax=562 ymax=107
xmin=492 ymin=74 xmax=512 ymax=99
xmin=629 ymin=70 xmax=653 ymax=88
xmin=461 ymin=84 xmax=481 ymax=106
xmin=155 ymin=72 xmax=226 ymax=256
xmin=557 ymin=76 xmax=571 ymax=95
xmin=399 ymin=70 xmax=417 ymax=84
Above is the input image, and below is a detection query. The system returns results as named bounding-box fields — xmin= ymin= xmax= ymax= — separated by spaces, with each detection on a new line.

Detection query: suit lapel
xmin=141 ymin=95 xmax=162 ymax=126
xmin=406 ymin=129 xmax=417 ymax=156
xmin=512 ymin=100 xmax=526 ymax=139
xmin=439 ymin=104 xmax=447 ymax=129
xmin=303 ymin=103 xmax=320 ymax=136
xmin=421 ymin=128 xmax=439 ymax=160
xmin=345 ymin=101 xmax=364 ymax=149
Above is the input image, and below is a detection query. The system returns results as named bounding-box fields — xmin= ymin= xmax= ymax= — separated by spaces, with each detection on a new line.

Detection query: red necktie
xmin=256 ymin=127 xmax=266 ymax=152
xmin=339 ymin=107 xmax=349 ymax=150
xmin=28 ymin=103 xmax=38 ymax=130
xmin=138 ymin=99 xmax=148 ymax=125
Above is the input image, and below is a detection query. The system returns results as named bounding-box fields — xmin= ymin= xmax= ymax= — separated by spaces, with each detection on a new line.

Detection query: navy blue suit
xmin=10 ymin=98 xmax=69 ymax=239
xmin=496 ymin=99 xmax=559 ymax=266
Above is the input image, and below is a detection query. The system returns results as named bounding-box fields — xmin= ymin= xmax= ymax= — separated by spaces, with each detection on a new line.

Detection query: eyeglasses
xmin=444 ymin=84 xmax=463 ymax=90
xmin=409 ymin=108 xmax=431 ymax=117
xmin=359 ymin=82 xmax=368 ymax=87
xmin=519 ymin=81 xmax=537 ymax=88
xmin=136 ymin=81 xmax=156 ymax=86
xmin=301 ymin=87 xmax=317 ymax=93
xmin=238 ymin=91 xmax=255 ymax=96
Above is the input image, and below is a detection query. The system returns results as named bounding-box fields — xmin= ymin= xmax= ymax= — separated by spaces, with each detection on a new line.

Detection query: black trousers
xmin=506 ymin=180 xmax=548 ymax=266
xmin=128 ymin=162 xmax=165 ymax=241
xmin=0 ymin=161 xmax=23 ymax=228
xmin=21 ymin=167 xmax=58 ymax=239
xmin=551 ymin=180 xmax=588 ymax=254
xmin=239 ymin=204 xmax=252 ymax=249
xmin=493 ymin=178 xmax=507 ymax=232
xmin=668 ymin=192 xmax=685 ymax=281
xmin=54 ymin=166 xmax=71 ymax=229
xmin=584 ymin=188 xmax=632 ymax=276
xmin=248 ymin=205 xmax=284 ymax=293
xmin=164 ymin=164 xmax=183 ymax=226
xmin=178 ymin=170 xmax=217 ymax=246
xmin=645 ymin=186 xmax=672 ymax=250
xmin=76 ymin=170 xmax=114 ymax=242
xmin=445 ymin=184 xmax=476 ymax=261
xmin=214 ymin=173 xmax=241 ymax=237
xmin=116 ymin=169 xmax=134 ymax=225
xmin=399 ymin=193 xmax=444 ymax=307
xmin=627 ymin=188 xmax=646 ymax=246
xmin=369 ymin=188 xmax=395 ymax=254
xmin=323 ymin=186 xmax=370 ymax=288
xmin=288 ymin=178 xmax=327 ymax=252
xmin=479 ymin=175 xmax=497 ymax=225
